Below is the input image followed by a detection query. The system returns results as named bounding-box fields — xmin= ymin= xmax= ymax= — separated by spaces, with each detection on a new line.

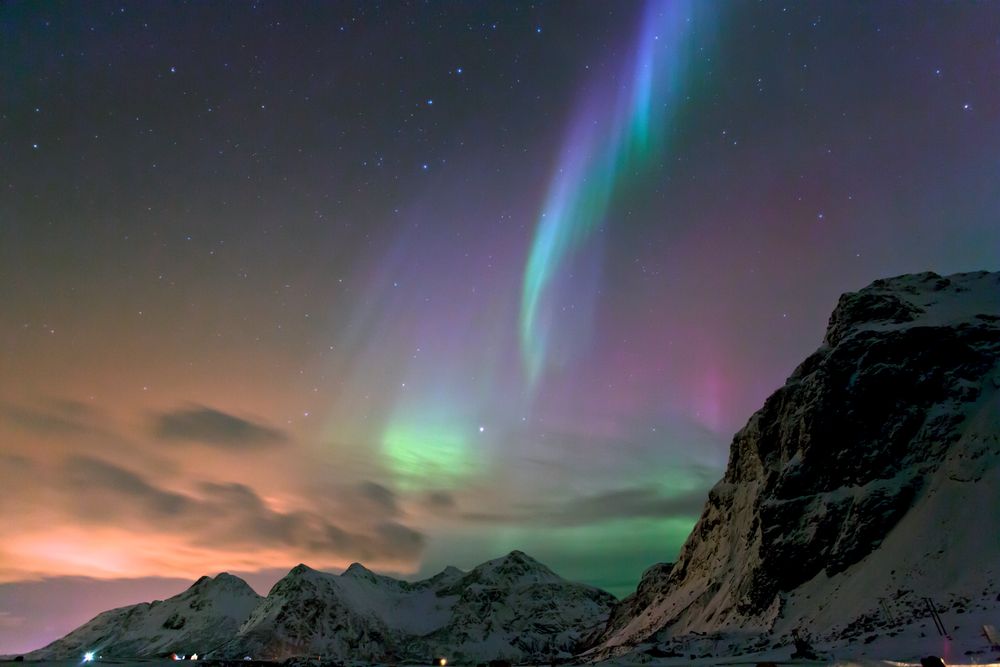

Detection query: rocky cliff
xmin=593 ymin=271 xmax=1000 ymax=657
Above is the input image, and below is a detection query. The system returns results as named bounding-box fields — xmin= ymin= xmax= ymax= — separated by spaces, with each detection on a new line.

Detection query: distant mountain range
xmin=28 ymin=551 xmax=615 ymax=663
xmin=27 ymin=271 xmax=1000 ymax=663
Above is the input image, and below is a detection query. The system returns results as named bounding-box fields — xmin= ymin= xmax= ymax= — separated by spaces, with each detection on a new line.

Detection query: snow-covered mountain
xmin=591 ymin=270 xmax=1000 ymax=661
xmin=28 ymin=572 xmax=262 ymax=660
xmin=218 ymin=550 xmax=614 ymax=663
xmin=421 ymin=551 xmax=617 ymax=662
xmin=29 ymin=551 xmax=615 ymax=663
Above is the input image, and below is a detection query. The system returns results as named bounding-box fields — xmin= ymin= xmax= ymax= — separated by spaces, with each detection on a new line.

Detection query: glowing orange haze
xmin=0 ymin=341 xmax=434 ymax=584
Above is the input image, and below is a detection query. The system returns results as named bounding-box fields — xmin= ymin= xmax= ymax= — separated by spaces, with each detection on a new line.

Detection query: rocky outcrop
xmin=593 ymin=271 xmax=1000 ymax=655
xmin=602 ymin=562 xmax=673 ymax=636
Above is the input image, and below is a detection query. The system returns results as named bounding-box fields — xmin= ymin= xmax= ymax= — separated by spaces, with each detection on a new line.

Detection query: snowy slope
xmin=27 ymin=573 xmax=262 ymax=660
xmin=590 ymin=271 xmax=1000 ymax=661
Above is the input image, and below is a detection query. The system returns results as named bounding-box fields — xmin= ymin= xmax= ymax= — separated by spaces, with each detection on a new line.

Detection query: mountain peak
xmin=342 ymin=562 xmax=375 ymax=578
xmin=498 ymin=549 xmax=541 ymax=565
xmin=824 ymin=270 xmax=999 ymax=346
xmin=185 ymin=572 xmax=255 ymax=598
xmin=287 ymin=563 xmax=315 ymax=577
xmin=467 ymin=549 xmax=557 ymax=585
xmin=212 ymin=572 xmax=254 ymax=591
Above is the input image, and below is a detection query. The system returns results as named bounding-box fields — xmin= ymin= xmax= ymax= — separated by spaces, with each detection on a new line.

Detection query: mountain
xmin=28 ymin=572 xmax=262 ymax=660
xmin=421 ymin=551 xmax=617 ymax=662
xmin=591 ymin=270 xmax=1000 ymax=660
xmin=28 ymin=552 xmax=615 ymax=663
xmin=212 ymin=561 xmax=457 ymax=662
xmin=216 ymin=550 xmax=614 ymax=663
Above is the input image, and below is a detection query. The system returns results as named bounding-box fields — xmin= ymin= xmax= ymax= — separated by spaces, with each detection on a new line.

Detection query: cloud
xmin=65 ymin=456 xmax=192 ymax=520
xmin=0 ymin=400 xmax=103 ymax=436
xmin=58 ymin=456 xmax=424 ymax=564
xmin=462 ymin=485 xmax=707 ymax=527
xmin=358 ymin=481 xmax=400 ymax=515
xmin=425 ymin=490 xmax=456 ymax=509
xmin=152 ymin=405 xmax=287 ymax=448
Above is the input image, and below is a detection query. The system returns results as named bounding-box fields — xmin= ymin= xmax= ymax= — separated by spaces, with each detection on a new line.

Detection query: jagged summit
xmin=189 ymin=572 xmax=253 ymax=592
xmin=824 ymin=270 xmax=998 ymax=346
xmin=591 ymin=270 xmax=1000 ymax=658
xmin=437 ymin=564 xmax=464 ymax=577
xmin=342 ymin=561 xmax=378 ymax=579
xmin=343 ymin=561 xmax=370 ymax=574
xmin=462 ymin=549 xmax=558 ymax=585
xmin=287 ymin=562 xmax=313 ymax=575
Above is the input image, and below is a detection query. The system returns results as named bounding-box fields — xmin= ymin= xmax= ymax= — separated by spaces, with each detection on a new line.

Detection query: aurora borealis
xmin=521 ymin=0 xmax=703 ymax=387
xmin=2 ymin=0 xmax=1000 ymax=655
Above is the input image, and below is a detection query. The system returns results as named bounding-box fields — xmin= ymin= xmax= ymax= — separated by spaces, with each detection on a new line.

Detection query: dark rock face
xmin=725 ymin=274 xmax=999 ymax=613
xmin=602 ymin=562 xmax=673 ymax=636
xmin=594 ymin=271 xmax=1000 ymax=652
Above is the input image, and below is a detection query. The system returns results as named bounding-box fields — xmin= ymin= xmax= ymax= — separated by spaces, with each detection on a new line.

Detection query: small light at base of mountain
xmin=190 ymin=654 xmax=198 ymax=661
xmin=83 ymin=652 xmax=94 ymax=663
xmin=439 ymin=658 xmax=448 ymax=666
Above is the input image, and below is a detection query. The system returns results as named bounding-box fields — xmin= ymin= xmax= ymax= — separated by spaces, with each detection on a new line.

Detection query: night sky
xmin=2 ymin=0 xmax=999 ymax=654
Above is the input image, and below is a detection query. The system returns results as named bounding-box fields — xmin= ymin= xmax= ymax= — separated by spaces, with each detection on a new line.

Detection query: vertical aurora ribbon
xmin=520 ymin=1 xmax=705 ymax=387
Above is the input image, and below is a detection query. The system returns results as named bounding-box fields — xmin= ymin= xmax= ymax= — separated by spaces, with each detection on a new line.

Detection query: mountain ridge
xmin=28 ymin=550 xmax=615 ymax=663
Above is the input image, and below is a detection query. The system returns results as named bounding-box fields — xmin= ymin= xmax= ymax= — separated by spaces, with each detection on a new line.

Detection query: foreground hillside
xmin=590 ymin=270 xmax=1000 ymax=663
xmin=29 ymin=551 xmax=615 ymax=663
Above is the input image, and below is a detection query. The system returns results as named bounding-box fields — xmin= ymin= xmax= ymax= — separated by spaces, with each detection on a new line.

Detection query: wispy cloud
xmin=0 ymin=400 xmax=104 ymax=436
xmin=152 ymin=405 xmax=288 ymax=448
xmin=58 ymin=456 xmax=423 ymax=563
